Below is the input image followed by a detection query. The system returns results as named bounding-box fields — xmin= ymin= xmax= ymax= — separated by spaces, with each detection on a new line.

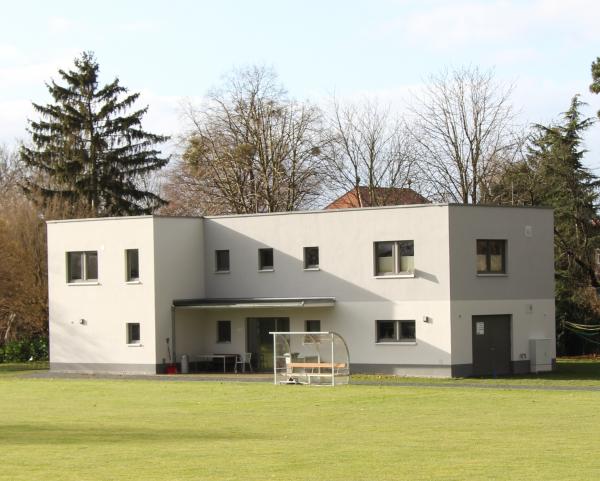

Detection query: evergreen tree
xmin=590 ymin=57 xmax=600 ymax=118
xmin=21 ymin=52 xmax=168 ymax=216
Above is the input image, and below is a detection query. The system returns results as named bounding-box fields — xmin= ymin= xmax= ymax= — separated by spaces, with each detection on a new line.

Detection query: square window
xmin=127 ymin=323 xmax=140 ymax=344
xmin=374 ymin=241 xmax=414 ymax=276
xmin=258 ymin=248 xmax=274 ymax=271
xmin=305 ymin=320 xmax=321 ymax=332
xmin=304 ymin=247 xmax=319 ymax=269
xmin=304 ymin=320 xmax=321 ymax=344
xmin=217 ymin=320 xmax=231 ymax=343
xmin=215 ymin=250 xmax=230 ymax=272
xmin=126 ymin=249 xmax=139 ymax=281
xmin=376 ymin=320 xmax=416 ymax=343
xmin=67 ymin=251 xmax=98 ymax=282
xmin=476 ymin=239 xmax=506 ymax=274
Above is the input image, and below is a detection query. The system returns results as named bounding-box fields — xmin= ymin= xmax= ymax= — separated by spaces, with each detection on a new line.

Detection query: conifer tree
xmin=21 ymin=52 xmax=168 ymax=216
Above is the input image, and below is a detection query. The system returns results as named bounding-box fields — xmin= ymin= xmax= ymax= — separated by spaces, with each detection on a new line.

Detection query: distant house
xmin=325 ymin=186 xmax=429 ymax=210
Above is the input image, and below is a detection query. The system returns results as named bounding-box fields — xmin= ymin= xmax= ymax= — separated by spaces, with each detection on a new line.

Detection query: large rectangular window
xmin=67 ymin=251 xmax=98 ymax=283
xmin=126 ymin=249 xmax=139 ymax=281
xmin=217 ymin=320 xmax=231 ymax=343
xmin=376 ymin=320 xmax=416 ymax=343
xmin=477 ymin=239 xmax=506 ymax=274
xmin=127 ymin=323 xmax=141 ymax=344
xmin=303 ymin=247 xmax=319 ymax=269
xmin=374 ymin=241 xmax=414 ymax=276
xmin=258 ymin=248 xmax=274 ymax=271
xmin=215 ymin=250 xmax=230 ymax=272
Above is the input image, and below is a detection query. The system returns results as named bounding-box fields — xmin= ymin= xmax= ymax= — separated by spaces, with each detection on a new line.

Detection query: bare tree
xmin=409 ymin=66 xmax=519 ymax=204
xmin=322 ymin=98 xmax=418 ymax=206
xmin=164 ymin=66 xmax=323 ymax=215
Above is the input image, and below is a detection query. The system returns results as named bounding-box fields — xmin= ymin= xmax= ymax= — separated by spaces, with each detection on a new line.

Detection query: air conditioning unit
xmin=529 ymin=339 xmax=553 ymax=373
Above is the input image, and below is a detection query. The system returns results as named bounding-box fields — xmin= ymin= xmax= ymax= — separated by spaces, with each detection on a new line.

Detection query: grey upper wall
xmin=448 ymin=205 xmax=554 ymax=301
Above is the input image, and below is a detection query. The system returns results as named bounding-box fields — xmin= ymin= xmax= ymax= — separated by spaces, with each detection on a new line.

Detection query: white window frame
xmin=303 ymin=246 xmax=320 ymax=270
xmin=126 ymin=322 xmax=141 ymax=345
xmin=66 ymin=251 xmax=98 ymax=284
xmin=125 ymin=249 xmax=140 ymax=283
xmin=373 ymin=240 xmax=414 ymax=277
xmin=375 ymin=320 xmax=416 ymax=344
xmin=258 ymin=248 xmax=274 ymax=272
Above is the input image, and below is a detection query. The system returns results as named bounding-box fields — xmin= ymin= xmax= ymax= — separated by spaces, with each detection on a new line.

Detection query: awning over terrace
xmin=172 ymin=297 xmax=336 ymax=309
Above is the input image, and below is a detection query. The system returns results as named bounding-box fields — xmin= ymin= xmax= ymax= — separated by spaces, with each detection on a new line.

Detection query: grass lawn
xmin=1 ymin=363 xmax=600 ymax=481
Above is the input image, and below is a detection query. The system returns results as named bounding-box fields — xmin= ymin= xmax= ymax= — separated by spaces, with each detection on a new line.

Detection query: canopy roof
xmin=172 ymin=297 xmax=336 ymax=309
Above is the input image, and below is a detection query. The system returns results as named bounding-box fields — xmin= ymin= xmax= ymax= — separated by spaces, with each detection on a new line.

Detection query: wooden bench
xmin=283 ymin=362 xmax=347 ymax=385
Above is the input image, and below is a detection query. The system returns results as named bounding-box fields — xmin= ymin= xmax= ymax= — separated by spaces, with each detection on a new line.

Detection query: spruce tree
xmin=21 ymin=52 xmax=168 ymax=216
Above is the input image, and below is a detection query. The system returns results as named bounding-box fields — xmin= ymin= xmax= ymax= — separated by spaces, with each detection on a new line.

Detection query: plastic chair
xmin=234 ymin=353 xmax=253 ymax=373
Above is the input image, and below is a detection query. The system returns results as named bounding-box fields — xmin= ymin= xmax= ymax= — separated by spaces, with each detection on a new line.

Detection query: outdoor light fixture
xmin=423 ymin=316 xmax=432 ymax=323
xmin=79 ymin=318 xmax=87 ymax=325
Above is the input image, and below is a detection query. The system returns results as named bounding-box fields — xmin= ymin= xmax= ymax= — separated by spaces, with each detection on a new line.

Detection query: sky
xmin=2 ymin=0 xmax=600 ymax=169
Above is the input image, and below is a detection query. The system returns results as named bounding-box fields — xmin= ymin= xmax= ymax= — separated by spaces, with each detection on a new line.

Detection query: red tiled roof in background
xmin=325 ymin=186 xmax=429 ymax=209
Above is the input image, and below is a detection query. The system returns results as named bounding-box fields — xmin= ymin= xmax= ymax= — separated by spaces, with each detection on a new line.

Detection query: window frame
xmin=304 ymin=320 xmax=321 ymax=344
xmin=66 ymin=251 xmax=98 ymax=283
xmin=258 ymin=248 xmax=274 ymax=271
xmin=126 ymin=322 xmax=141 ymax=345
xmin=303 ymin=246 xmax=320 ymax=270
xmin=476 ymin=239 xmax=507 ymax=275
xmin=215 ymin=249 xmax=230 ymax=273
xmin=373 ymin=240 xmax=415 ymax=277
xmin=375 ymin=320 xmax=416 ymax=343
xmin=125 ymin=249 xmax=140 ymax=282
xmin=217 ymin=320 xmax=231 ymax=343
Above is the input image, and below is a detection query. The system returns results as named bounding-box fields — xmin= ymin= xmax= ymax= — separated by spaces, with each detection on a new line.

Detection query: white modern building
xmin=46 ymin=204 xmax=556 ymax=377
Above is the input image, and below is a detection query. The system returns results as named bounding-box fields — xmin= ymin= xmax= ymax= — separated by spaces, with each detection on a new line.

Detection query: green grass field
xmin=1 ymin=362 xmax=599 ymax=481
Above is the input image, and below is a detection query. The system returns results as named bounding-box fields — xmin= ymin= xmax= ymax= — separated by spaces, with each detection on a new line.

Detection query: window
xmin=304 ymin=320 xmax=321 ymax=343
xmin=258 ymin=248 xmax=274 ymax=271
xmin=215 ymin=250 xmax=230 ymax=272
xmin=127 ymin=323 xmax=141 ymax=344
xmin=67 ymin=251 xmax=98 ymax=282
xmin=477 ymin=239 xmax=506 ymax=274
xmin=305 ymin=320 xmax=321 ymax=332
xmin=126 ymin=249 xmax=139 ymax=281
xmin=376 ymin=320 xmax=416 ymax=343
xmin=374 ymin=241 xmax=414 ymax=276
xmin=217 ymin=320 xmax=231 ymax=343
xmin=303 ymin=247 xmax=319 ymax=269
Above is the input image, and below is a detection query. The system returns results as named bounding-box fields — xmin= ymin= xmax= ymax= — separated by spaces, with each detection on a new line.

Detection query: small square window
xmin=303 ymin=247 xmax=319 ymax=269
xmin=127 ymin=323 xmax=140 ymax=344
xmin=67 ymin=251 xmax=98 ymax=283
xmin=126 ymin=249 xmax=139 ymax=281
xmin=477 ymin=239 xmax=506 ymax=274
xmin=304 ymin=320 xmax=321 ymax=343
xmin=215 ymin=250 xmax=230 ymax=272
xmin=217 ymin=320 xmax=231 ymax=343
xmin=258 ymin=248 xmax=274 ymax=271
xmin=376 ymin=320 xmax=416 ymax=343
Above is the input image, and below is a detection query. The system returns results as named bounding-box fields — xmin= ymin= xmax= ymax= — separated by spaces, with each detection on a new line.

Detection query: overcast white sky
xmin=2 ymin=0 xmax=600 ymax=169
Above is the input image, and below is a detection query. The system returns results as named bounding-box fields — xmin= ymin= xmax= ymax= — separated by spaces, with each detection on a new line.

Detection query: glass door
xmin=246 ymin=317 xmax=289 ymax=371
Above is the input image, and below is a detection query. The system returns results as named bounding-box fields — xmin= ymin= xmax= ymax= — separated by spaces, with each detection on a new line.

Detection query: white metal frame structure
xmin=270 ymin=331 xmax=350 ymax=386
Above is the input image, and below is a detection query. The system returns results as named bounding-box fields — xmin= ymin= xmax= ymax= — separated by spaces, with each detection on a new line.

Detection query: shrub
xmin=0 ymin=337 xmax=49 ymax=363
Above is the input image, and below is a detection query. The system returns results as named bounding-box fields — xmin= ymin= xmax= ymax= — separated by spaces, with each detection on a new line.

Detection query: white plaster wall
xmin=47 ymin=217 xmax=156 ymax=369
xmin=203 ymin=205 xmax=452 ymax=302
xmin=153 ymin=217 xmax=204 ymax=364
xmin=172 ymin=300 xmax=452 ymax=367
xmin=450 ymin=299 xmax=556 ymax=365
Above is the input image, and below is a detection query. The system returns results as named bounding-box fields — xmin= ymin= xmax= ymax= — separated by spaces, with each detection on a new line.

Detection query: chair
xmin=234 ymin=353 xmax=253 ymax=373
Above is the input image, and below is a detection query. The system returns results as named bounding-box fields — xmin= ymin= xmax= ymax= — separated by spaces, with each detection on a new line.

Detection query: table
xmin=194 ymin=354 xmax=238 ymax=373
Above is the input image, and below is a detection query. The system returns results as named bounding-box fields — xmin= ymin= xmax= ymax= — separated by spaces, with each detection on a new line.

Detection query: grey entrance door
xmin=472 ymin=315 xmax=511 ymax=376
xmin=246 ymin=317 xmax=290 ymax=371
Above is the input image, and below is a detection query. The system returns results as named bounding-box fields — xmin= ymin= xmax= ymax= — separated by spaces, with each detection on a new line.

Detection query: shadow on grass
xmin=0 ymin=423 xmax=265 ymax=445
xmin=0 ymin=362 xmax=49 ymax=374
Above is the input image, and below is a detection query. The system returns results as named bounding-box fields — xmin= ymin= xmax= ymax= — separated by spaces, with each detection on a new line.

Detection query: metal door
xmin=472 ymin=315 xmax=511 ymax=376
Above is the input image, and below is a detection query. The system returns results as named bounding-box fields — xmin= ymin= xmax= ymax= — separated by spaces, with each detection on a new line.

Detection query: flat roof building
xmin=47 ymin=203 xmax=555 ymax=377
